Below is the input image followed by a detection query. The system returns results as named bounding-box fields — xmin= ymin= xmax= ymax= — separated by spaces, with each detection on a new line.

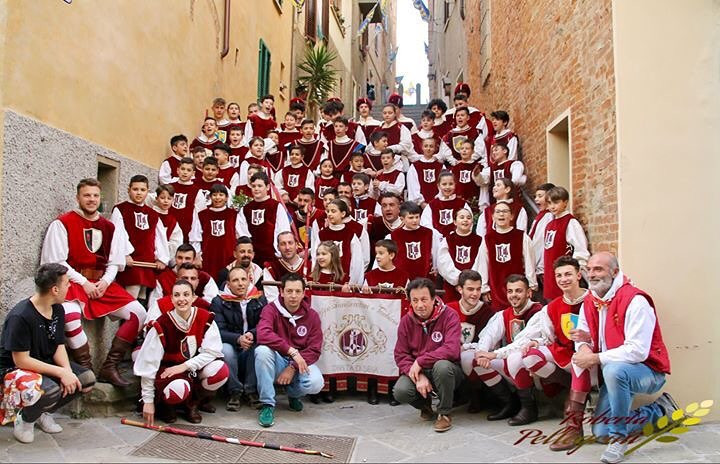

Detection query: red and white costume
xmin=378 ymin=121 xmax=413 ymax=157
xmin=274 ymin=163 xmax=315 ymax=201
xmin=475 ymin=159 xmax=526 ymax=192
xmin=419 ymin=194 xmax=471 ymax=238
xmin=363 ymin=267 xmax=410 ymax=290
xmin=134 ymin=307 xmax=228 ymax=407
xmin=229 ymin=144 xmax=249 ymax=168
xmin=406 ymin=158 xmax=443 ymax=205
xmin=234 ymin=155 xmax=274 ymax=190
xmin=433 ymin=117 xmax=453 ymax=140
xmin=236 ymin=196 xmax=292 ymax=266
xmin=247 ymin=112 xmax=277 ymax=139
xmin=529 ymin=209 xmax=553 ymax=276
xmin=189 ymin=206 xmax=239 ymax=280
xmin=375 ymin=168 xmax=406 ymax=197
xmin=350 ymin=194 xmax=380 ymax=226
xmin=189 ymin=134 xmax=222 ymax=152
xmin=542 ymin=211 xmax=590 ymax=301
xmin=438 ymin=125 xmax=487 ymax=166
xmin=443 ymin=106 xmax=494 ymax=152
xmin=475 ymin=199 xmax=529 ymax=238
xmin=148 ymin=267 xmax=220 ymax=310
xmin=436 ymin=231 xmax=483 ymax=300
xmin=111 ymin=201 xmax=170 ymax=291
xmin=311 ymin=223 xmax=365 ymax=284
xmin=296 ymin=137 xmax=326 ymax=172
xmin=450 ymin=161 xmax=483 ymax=206
xmin=491 ymin=129 xmax=519 ymax=161
xmin=387 ymin=226 xmax=441 ymax=281
xmin=324 ymin=136 xmax=364 ymax=172
xmin=159 ymin=154 xmax=183 ymax=185
xmin=356 ymin=116 xmax=382 ymax=141
xmin=262 ymin=255 xmax=306 ymax=302
xmin=447 ymin=298 xmax=495 ymax=355
xmin=41 ymin=210 xmax=146 ymax=349
xmin=409 ymin=129 xmax=440 ymax=162
xmin=477 ymin=226 xmax=536 ymax=311
xmin=192 ymin=177 xmax=231 ymax=213
xmin=153 ymin=205 xmax=183 ymax=260
xmin=277 ymin=129 xmax=302 ymax=153
xmin=314 ymin=175 xmax=340 ymax=208
xmin=167 ymin=180 xmax=200 ymax=239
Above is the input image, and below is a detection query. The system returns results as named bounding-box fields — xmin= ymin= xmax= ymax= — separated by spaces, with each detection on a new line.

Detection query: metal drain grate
xmin=131 ymin=424 xmax=356 ymax=463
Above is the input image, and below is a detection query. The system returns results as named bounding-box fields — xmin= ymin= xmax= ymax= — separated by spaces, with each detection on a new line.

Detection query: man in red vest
xmin=568 ymin=252 xmax=677 ymax=463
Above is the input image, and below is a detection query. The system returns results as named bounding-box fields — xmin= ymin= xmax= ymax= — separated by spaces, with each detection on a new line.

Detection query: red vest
xmin=280 ymin=164 xmax=311 ymax=201
xmin=376 ymin=169 xmax=403 ymax=186
xmin=314 ymin=176 xmax=340 ymax=208
xmin=199 ymin=207 xmax=237 ymax=280
xmin=363 ymin=151 xmax=384 ymax=171
xmin=411 ymin=160 xmax=443 ymax=202
xmin=529 ymin=209 xmax=551 ymax=239
xmin=157 ymin=268 xmax=213 ymax=298
xmin=492 ymin=130 xmax=516 ymax=147
xmin=278 ymin=130 xmax=302 ymax=152
xmin=151 ymin=308 xmax=215 ymax=365
xmin=169 ymin=181 xmax=199 ymax=239
xmin=297 ymin=139 xmax=324 ymax=171
xmin=502 ymin=303 xmax=543 ymax=344
xmin=322 ymin=120 xmax=362 ymax=143
xmin=242 ymin=155 xmax=274 ymax=179
xmin=58 ymin=211 xmax=115 ymax=271
xmin=190 ymin=136 xmax=221 ymax=152
xmin=158 ymin=212 xmax=178 ymax=241
xmin=583 ymin=282 xmax=671 ymax=374
xmin=328 ymin=139 xmax=361 ymax=171
xmin=352 ymin=196 xmax=377 ymax=223
xmin=364 ymin=267 xmax=410 ymax=289
xmin=247 ymin=113 xmax=277 ymax=138
xmin=265 ymin=150 xmax=285 ymax=174
xmin=243 ymin=198 xmax=281 ymax=265
xmin=358 ymin=120 xmax=382 ymax=141
xmin=444 ymin=231 xmax=482 ymax=271
xmin=316 ymin=270 xmax=349 ymax=285
xmin=447 ymin=301 xmax=495 ymax=345
xmin=163 ymin=156 xmax=182 ymax=180
xmin=484 ymin=228 xmax=525 ymax=311
xmin=543 ymin=214 xmax=575 ymax=300
xmin=411 ymin=132 xmax=440 ymax=155
xmin=427 ymin=197 xmax=467 ymax=237
xmin=379 ymin=123 xmax=403 ymax=146
xmin=318 ymin=225 xmax=356 ymax=279
xmin=450 ymin=162 xmax=480 ymax=205
xmin=442 ymin=126 xmax=480 ymax=161
xmin=545 ymin=296 xmax=583 ymax=368
xmin=264 ymin=257 xmax=306 ymax=281
xmin=229 ymin=145 xmax=249 ymax=168
xmin=390 ymin=227 xmax=434 ymax=280
xmin=114 ymin=202 xmax=160 ymax=287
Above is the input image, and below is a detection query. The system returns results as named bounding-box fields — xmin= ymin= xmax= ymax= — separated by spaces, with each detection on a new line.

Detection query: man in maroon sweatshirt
xmin=393 ymin=278 xmax=463 ymax=433
xmin=254 ymin=273 xmax=323 ymax=427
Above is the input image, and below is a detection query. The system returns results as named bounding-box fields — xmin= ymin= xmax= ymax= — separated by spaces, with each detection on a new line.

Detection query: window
xmin=547 ymin=110 xmax=572 ymax=206
xmin=305 ymin=0 xmax=317 ymax=40
xmin=320 ymin=0 xmax=329 ymax=40
xmin=460 ymin=0 xmax=465 ymax=20
xmin=258 ymin=40 xmax=271 ymax=98
xmin=97 ymin=156 xmax=119 ymax=217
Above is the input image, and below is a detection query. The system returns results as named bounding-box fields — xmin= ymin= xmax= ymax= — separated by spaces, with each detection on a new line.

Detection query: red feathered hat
xmin=356 ymin=97 xmax=372 ymax=110
xmin=290 ymin=97 xmax=305 ymax=105
xmin=388 ymin=93 xmax=404 ymax=108
xmin=327 ymin=97 xmax=342 ymax=104
xmin=454 ymin=82 xmax=471 ymax=97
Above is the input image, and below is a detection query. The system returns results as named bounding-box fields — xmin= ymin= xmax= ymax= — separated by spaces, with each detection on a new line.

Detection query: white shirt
xmin=492 ymin=129 xmax=519 ymax=161
xmin=436 ymin=232 xmax=483 ymax=286
xmin=547 ymin=211 xmax=591 ymax=267
xmin=476 ymin=226 xmax=537 ymax=294
xmin=437 ymin=126 xmax=487 ymax=167
xmin=575 ymin=272 xmax=657 ymax=365
xmin=472 ymin=299 xmax=538 ymax=352
xmin=110 ymin=204 xmax=170 ymax=266
xmin=530 ymin=211 xmax=554 ymax=274
xmin=419 ymin=195 xmax=472 ymax=237
xmin=159 ymin=154 xmax=182 ymax=185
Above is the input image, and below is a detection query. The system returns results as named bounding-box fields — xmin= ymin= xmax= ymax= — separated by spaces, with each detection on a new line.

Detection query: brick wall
xmin=466 ymin=0 xmax=618 ymax=252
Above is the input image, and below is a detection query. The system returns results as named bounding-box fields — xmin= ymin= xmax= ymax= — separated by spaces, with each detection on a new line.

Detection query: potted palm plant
xmin=296 ymin=44 xmax=338 ymax=118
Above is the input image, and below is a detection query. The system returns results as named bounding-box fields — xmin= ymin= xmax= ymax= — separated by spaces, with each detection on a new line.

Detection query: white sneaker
xmin=37 ymin=413 xmax=63 ymax=433
xmin=13 ymin=414 xmax=35 ymax=444
xmin=601 ymin=441 xmax=628 ymax=463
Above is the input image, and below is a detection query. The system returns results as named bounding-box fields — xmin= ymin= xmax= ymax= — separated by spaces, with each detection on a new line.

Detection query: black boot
xmin=367 ymin=383 xmax=379 ymax=405
xmin=486 ymin=381 xmax=520 ymax=421
xmin=508 ymin=388 xmax=538 ymax=426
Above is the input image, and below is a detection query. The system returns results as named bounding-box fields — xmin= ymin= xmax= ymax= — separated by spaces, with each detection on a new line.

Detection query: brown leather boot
xmin=185 ymin=398 xmax=203 ymax=424
xmin=508 ymin=388 xmax=538 ymax=426
xmin=198 ymin=390 xmax=217 ymax=413
xmin=98 ymin=336 xmax=133 ymax=387
xmin=549 ymin=390 xmax=587 ymax=452
xmin=68 ymin=343 xmax=93 ymax=371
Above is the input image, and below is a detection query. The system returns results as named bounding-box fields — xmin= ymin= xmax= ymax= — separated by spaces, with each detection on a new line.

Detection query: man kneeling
xmin=0 ymin=264 xmax=95 ymax=443
xmin=254 ymin=273 xmax=323 ymax=427
xmin=393 ymin=278 xmax=462 ymax=432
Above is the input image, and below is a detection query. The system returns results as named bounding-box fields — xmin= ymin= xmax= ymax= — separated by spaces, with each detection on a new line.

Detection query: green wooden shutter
xmin=257 ymin=40 xmax=271 ymax=98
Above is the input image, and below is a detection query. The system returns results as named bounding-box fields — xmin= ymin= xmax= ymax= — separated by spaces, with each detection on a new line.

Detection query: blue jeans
xmin=254 ymin=345 xmax=324 ymax=407
xmin=592 ymin=362 xmax=666 ymax=439
xmin=221 ymin=343 xmax=257 ymax=395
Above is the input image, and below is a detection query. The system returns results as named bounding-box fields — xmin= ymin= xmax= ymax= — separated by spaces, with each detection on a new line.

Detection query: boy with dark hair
xmin=350 ymin=172 xmax=379 ymax=225
xmin=168 ymin=157 xmax=200 ymax=239
xmin=444 ymin=85 xmax=494 ymax=147
xmin=213 ymin=144 xmax=235 ymax=188
xmin=227 ymin=126 xmax=248 ymax=168
xmin=247 ymin=95 xmax=278 ymax=138
xmin=193 ymin=156 xmax=230 ymax=213
xmin=437 ymin=209 xmax=483 ymax=301
xmin=112 ymin=175 xmax=170 ymax=298
xmin=529 ymin=182 xmax=556 ymax=296
xmin=342 ymin=152 xmax=371 ymax=184
xmin=410 ymin=110 xmax=440 ymax=161
xmin=420 ymin=171 xmax=471 ymax=238
xmin=438 ymin=107 xmax=486 ymax=166
xmin=320 ymin=100 xmax=367 ymax=145
xmin=289 ymin=98 xmax=306 ymax=122
xmin=236 ymin=172 xmax=292 ymax=266
xmin=542 ymin=186 xmax=590 ymax=301
xmin=0 ymin=264 xmax=95 ymax=443
xmin=427 ymin=98 xmax=452 ymax=139
xmin=211 ymin=97 xmax=228 ymax=142
xmin=191 ymin=145 xmax=208 ymax=178
xmin=275 ymin=144 xmax=315 ymax=203
xmin=278 ymin=112 xmax=302 ymax=150
xmin=326 ymin=117 xmax=364 ymax=172
xmin=297 ymin=119 xmax=326 ymax=172
xmin=159 ymin=134 xmax=189 ymax=185
xmin=407 ymin=137 xmax=444 ymax=207
xmin=474 ymin=142 xmax=526 ymax=202
xmin=373 ymin=149 xmax=406 ymax=196
xmin=356 ymin=97 xmax=382 ymax=140
xmin=148 ymin=244 xmax=220 ymax=308
xmin=489 ymin=110 xmax=518 ymax=160
xmin=389 ymin=202 xmax=440 ymax=280
xmin=363 ymin=239 xmax=410 ymax=291
xmin=450 ymin=140 xmax=483 ymax=208
xmin=190 ymin=117 xmax=222 ymax=152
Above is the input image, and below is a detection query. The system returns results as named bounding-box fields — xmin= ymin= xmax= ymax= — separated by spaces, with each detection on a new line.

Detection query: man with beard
xmin=262 ymin=232 xmax=306 ymax=302
xmin=566 ymin=252 xmax=677 ymax=463
xmin=211 ymin=266 xmax=267 ymax=411
xmin=216 ymin=237 xmax=263 ymax=293
xmin=368 ymin=192 xmax=403 ymax=252
xmin=147 ymin=244 xmax=219 ymax=309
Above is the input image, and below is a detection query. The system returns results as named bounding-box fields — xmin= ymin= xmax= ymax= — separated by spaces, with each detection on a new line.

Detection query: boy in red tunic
xmin=278 ymin=112 xmax=302 ymax=150
xmin=409 ymin=110 xmax=440 ymax=161
xmin=190 ymin=117 xmax=222 ymax=152
xmin=247 ymin=94 xmax=278 ymax=138
xmin=227 ymin=127 xmax=248 ymax=168
xmin=341 ymin=152 xmax=372 ymax=184
xmin=372 ymin=150 xmax=406 ymax=197
xmin=390 ymin=202 xmax=440 ymax=280
xmin=236 ymin=172 xmax=292 ymax=266
xmin=210 ymin=97 xmax=228 ymax=142
xmin=356 ymin=97 xmax=382 ymax=141
xmin=152 ymin=184 xmax=183 ymax=259
xmin=168 ymin=157 xmax=200 ymax=239
xmin=489 ymin=110 xmax=519 ymax=160
xmin=476 ymin=178 xmax=528 ymax=238
xmin=364 ymin=131 xmax=389 ymax=173
xmin=148 ymin=244 xmax=220 ymax=309
xmin=474 ymin=142 xmax=526 ymax=205
xmin=420 ymin=171 xmax=471 ymax=238
xmin=297 ymin=119 xmax=326 ymax=172
xmin=325 ymin=117 xmax=364 ymax=172
xmin=111 ymin=175 xmax=170 ymax=298
xmin=444 ymin=86 xmax=494 ymax=148
xmin=427 ymin=98 xmax=452 ymax=139
xmin=478 ymin=202 xmax=537 ymax=311
xmin=450 ymin=140 xmax=482 ymax=208
xmin=447 ymin=270 xmax=494 ymax=359
xmin=213 ymin=144 xmax=236 ymax=188
xmin=529 ymin=182 xmax=556 ymax=300
xmin=469 ymin=274 xmax=543 ymax=423
xmin=379 ymin=104 xmax=413 ymax=158
xmin=363 ymin=239 xmax=410 ymax=291
xmin=319 ymin=100 xmax=367 ymax=145
xmin=145 ymin=263 xmax=213 ymax=323
xmin=314 ymin=160 xmax=340 ymax=209
xmin=542 ymin=186 xmax=590 ymax=301
xmin=437 ymin=209 xmax=483 ymax=301
xmin=135 ymin=279 xmax=228 ymax=425
xmin=350 ymin=173 xmax=379 ymax=225
xmin=193 ymin=157 xmax=230 ymax=213
xmin=159 ymin=134 xmax=189 ymax=185
xmin=274 ymin=145 xmax=315 ymax=203
xmin=40 ymin=179 xmax=147 ymax=387
xmin=189 ymin=184 xmax=239 ymax=281
xmin=438 ymin=107 xmax=486 ymax=166
xmin=407 ymin=138 xmax=444 ymax=207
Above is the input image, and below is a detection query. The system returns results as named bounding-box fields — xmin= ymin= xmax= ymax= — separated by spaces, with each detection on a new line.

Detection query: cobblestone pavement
xmin=0 ymin=396 xmax=718 ymax=463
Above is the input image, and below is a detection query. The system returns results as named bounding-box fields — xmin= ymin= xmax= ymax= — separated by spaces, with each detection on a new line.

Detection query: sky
xmin=395 ymin=0 xmax=429 ymax=104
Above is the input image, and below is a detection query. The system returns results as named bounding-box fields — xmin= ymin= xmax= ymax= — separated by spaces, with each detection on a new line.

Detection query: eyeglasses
xmin=495 ymin=209 xmax=511 ymax=214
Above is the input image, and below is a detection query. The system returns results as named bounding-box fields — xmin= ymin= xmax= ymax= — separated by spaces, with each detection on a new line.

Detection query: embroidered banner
xmin=311 ymin=291 xmax=402 ymax=378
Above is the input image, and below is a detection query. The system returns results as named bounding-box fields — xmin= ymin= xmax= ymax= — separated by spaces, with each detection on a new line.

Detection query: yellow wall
xmin=2 ymin=0 xmax=293 ymax=169
xmin=613 ymin=0 xmax=720 ymax=411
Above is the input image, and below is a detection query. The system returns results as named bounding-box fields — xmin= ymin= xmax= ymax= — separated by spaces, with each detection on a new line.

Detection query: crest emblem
xmin=172 ymin=193 xmax=187 ymax=209
xmin=251 ymin=209 xmax=265 ymax=226
xmin=509 ymin=319 xmax=526 ymax=342
xmin=495 ymin=243 xmax=511 ymax=263
xmin=134 ymin=212 xmax=149 ymax=230
xmin=459 ymin=169 xmax=471 ymax=183
xmin=406 ymin=241 xmax=422 ymax=260
xmin=83 ymin=228 xmax=103 ymax=253
xmin=544 ymin=230 xmax=557 ymax=249
xmin=460 ymin=322 xmax=476 ymax=344
xmin=199 ymin=189 xmax=211 ymax=205
xmin=210 ymin=219 xmax=225 ymax=237
xmin=216 ymin=129 xmax=227 ymax=143
xmin=333 ymin=240 xmax=344 ymax=257
xmin=354 ymin=209 xmax=368 ymax=222
xmin=493 ymin=169 xmax=506 ymax=180
xmin=229 ymin=155 xmax=240 ymax=167
xmin=561 ymin=313 xmax=579 ymax=339
xmin=296 ymin=325 xmax=308 ymax=337
xmin=452 ymin=135 xmax=469 ymax=153
xmin=180 ymin=335 xmax=198 ymax=359
xmin=439 ymin=209 xmax=453 ymax=225
xmin=423 ymin=169 xmax=436 ymax=183
xmin=287 ymin=174 xmax=300 ymax=187
xmin=318 ymin=186 xmax=331 ymax=198
xmin=455 ymin=245 xmax=471 ymax=264
xmin=431 ymin=331 xmax=443 ymax=343
xmin=340 ymin=328 xmax=367 ymax=357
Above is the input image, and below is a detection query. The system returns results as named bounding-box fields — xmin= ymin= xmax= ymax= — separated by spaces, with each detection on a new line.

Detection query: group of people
xmin=0 ymin=86 xmax=678 ymax=464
